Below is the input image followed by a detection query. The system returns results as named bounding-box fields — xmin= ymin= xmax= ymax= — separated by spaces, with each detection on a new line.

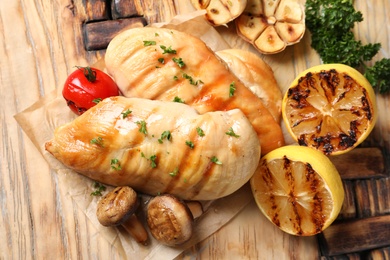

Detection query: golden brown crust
xmin=45 ymin=97 xmax=261 ymax=200
xmin=216 ymin=49 xmax=282 ymax=122
xmin=105 ymin=27 xmax=285 ymax=154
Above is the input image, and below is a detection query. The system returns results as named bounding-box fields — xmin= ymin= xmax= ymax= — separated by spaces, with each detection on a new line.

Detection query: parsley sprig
xmin=305 ymin=0 xmax=390 ymax=94
xmin=90 ymin=182 xmax=106 ymax=196
xmin=141 ymin=152 xmax=158 ymax=168
xmin=136 ymin=120 xmax=148 ymax=135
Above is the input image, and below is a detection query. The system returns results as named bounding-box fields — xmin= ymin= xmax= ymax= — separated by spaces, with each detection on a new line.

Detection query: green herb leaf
xmin=92 ymin=98 xmax=102 ymax=104
xmin=141 ymin=152 xmax=157 ymax=168
xmin=364 ymin=58 xmax=390 ymax=94
xmin=226 ymin=127 xmax=240 ymax=138
xmin=90 ymin=137 xmax=104 ymax=147
xmin=110 ymin=159 xmax=122 ymax=170
xmin=149 ymin=155 xmax=157 ymax=168
xmin=173 ymin=96 xmax=185 ymax=103
xmin=158 ymin=130 xmax=172 ymax=143
xmin=185 ymin=140 xmax=194 ymax=149
xmin=305 ymin=0 xmax=390 ymax=94
xmin=182 ymin=73 xmax=203 ymax=86
xmin=144 ymin=40 xmax=156 ymax=46
xmin=172 ymin=57 xmax=185 ymax=68
xmin=160 ymin=45 xmax=177 ymax=54
xmin=90 ymin=182 xmax=106 ymax=196
xmin=136 ymin=120 xmax=148 ymax=135
xmin=196 ymin=127 xmax=205 ymax=137
xmin=169 ymin=167 xmax=179 ymax=177
xmin=229 ymin=82 xmax=236 ymax=97
xmin=121 ymin=109 xmax=132 ymax=118
xmin=211 ymin=156 xmax=222 ymax=165
xmin=158 ymin=58 xmax=165 ymax=64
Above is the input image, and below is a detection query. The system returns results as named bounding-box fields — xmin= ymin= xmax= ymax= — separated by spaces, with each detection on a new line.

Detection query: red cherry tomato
xmin=62 ymin=66 xmax=120 ymax=115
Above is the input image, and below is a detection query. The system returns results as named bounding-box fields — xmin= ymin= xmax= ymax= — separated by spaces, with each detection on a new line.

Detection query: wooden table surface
xmin=1 ymin=0 xmax=389 ymax=259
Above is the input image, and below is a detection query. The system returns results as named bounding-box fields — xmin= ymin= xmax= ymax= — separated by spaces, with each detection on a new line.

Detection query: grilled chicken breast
xmin=216 ymin=49 xmax=282 ymax=122
xmin=45 ymin=97 xmax=261 ymax=200
xmin=104 ymin=27 xmax=284 ymax=155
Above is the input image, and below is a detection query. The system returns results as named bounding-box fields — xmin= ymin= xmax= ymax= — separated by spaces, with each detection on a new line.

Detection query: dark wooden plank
xmin=83 ymin=17 xmax=147 ymax=51
xmin=337 ymin=181 xmax=356 ymax=220
xmin=319 ymin=215 xmax=390 ymax=256
xmin=329 ymin=147 xmax=385 ymax=180
xmin=320 ymin=253 xmax=361 ymax=260
xmin=111 ymin=0 xmax=143 ymax=19
xmin=355 ymin=177 xmax=390 ymax=218
xmin=366 ymin=246 xmax=390 ymax=259
xmin=83 ymin=0 xmax=109 ymax=22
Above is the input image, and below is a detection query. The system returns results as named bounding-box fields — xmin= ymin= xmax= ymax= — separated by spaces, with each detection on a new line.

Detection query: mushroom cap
xmin=96 ymin=186 xmax=139 ymax=227
xmin=146 ymin=194 xmax=194 ymax=246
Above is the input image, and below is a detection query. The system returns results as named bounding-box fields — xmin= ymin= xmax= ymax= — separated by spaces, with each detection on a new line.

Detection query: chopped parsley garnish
xmin=141 ymin=152 xmax=158 ymax=168
xmin=172 ymin=57 xmax=185 ymax=68
xmin=229 ymin=82 xmax=236 ymax=97
xmin=226 ymin=127 xmax=240 ymax=138
xmin=110 ymin=159 xmax=122 ymax=170
xmin=149 ymin=155 xmax=157 ymax=168
xmin=143 ymin=40 xmax=156 ymax=46
xmin=196 ymin=127 xmax=205 ymax=137
xmin=173 ymin=75 xmax=178 ymax=80
xmin=169 ymin=167 xmax=179 ymax=177
xmin=90 ymin=137 xmax=104 ymax=147
xmin=158 ymin=130 xmax=172 ymax=143
xmin=92 ymin=98 xmax=102 ymax=104
xmin=90 ymin=182 xmax=106 ymax=196
xmin=121 ymin=109 xmax=132 ymax=118
xmin=173 ymin=96 xmax=185 ymax=103
xmin=160 ymin=45 xmax=177 ymax=54
xmin=183 ymin=73 xmax=203 ymax=86
xmin=211 ymin=156 xmax=222 ymax=165
xmin=185 ymin=140 xmax=195 ymax=149
xmin=158 ymin=58 xmax=165 ymax=64
xmin=136 ymin=120 xmax=148 ymax=135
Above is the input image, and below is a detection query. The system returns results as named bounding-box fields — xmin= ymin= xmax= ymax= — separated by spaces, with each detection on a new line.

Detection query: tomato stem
xmin=76 ymin=66 xmax=96 ymax=82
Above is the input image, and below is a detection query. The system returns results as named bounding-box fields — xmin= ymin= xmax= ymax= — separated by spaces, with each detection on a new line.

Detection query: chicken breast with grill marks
xmin=104 ymin=27 xmax=284 ymax=155
xmin=45 ymin=96 xmax=261 ymax=200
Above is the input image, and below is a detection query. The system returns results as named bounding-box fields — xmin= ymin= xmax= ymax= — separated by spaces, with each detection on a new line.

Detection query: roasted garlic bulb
xmin=191 ymin=0 xmax=247 ymax=26
xmin=236 ymin=0 xmax=305 ymax=54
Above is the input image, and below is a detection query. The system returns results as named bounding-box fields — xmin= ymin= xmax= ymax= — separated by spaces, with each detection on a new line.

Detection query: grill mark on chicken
xmin=105 ymin=27 xmax=285 ymax=155
xmin=46 ymin=96 xmax=261 ymax=200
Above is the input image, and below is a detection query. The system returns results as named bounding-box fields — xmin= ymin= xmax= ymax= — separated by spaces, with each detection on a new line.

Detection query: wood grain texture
xmin=319 ymin=215 xmax=390 ymax=256
xmin=1 ymin=0 xmax=389 ymax=259
xmin=329 ymin=148 xmax=385 ymax=179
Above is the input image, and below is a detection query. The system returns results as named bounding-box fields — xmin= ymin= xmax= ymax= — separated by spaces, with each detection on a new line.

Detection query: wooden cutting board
xmin=2 ymin=0 xmax=388 ymax=259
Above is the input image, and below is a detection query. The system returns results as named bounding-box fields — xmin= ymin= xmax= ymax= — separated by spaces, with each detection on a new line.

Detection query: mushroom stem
xmin=186 ymin=201 xmax=203 ymax=219
xmin=96 ymin=186 xmax=149 ymax=245
xmin=121 ymin=214 xmax=149 ymax=245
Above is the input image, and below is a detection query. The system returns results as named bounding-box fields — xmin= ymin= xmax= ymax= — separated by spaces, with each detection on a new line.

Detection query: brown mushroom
xmin=146 ymin=194 xmax=203 ymax=246
xmin=96 ymin=186 xmax=148 ymax=245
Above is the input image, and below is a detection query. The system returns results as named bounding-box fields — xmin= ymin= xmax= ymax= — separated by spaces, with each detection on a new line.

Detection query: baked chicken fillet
xmin=45 ymin=97 xmax=261 ymax=200
xmin=104 ymin=27 xmax=284 ymax=155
